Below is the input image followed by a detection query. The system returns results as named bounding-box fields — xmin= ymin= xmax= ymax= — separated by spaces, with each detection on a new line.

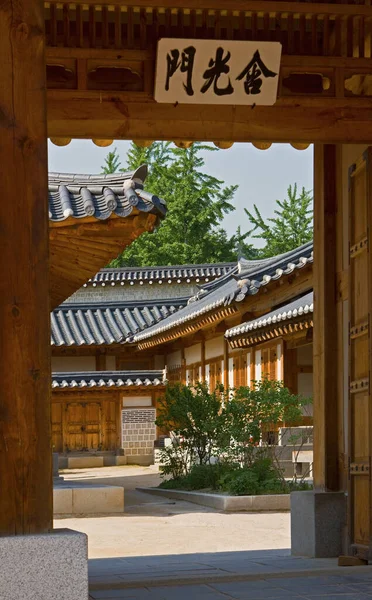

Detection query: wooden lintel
xmin=47 ymin=93 xmax=372 ymax=144
xmin=46 ymin=0 xmax=372 ymax=18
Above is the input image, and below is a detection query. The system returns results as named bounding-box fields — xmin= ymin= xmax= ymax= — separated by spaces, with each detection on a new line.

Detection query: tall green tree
xmin=101 ymin=148 xmax=121 ymax=174
xmin=102 ymin=142 xmax=258 ymax=266
xmin=244 ymin=184 xmax=313 ymax=258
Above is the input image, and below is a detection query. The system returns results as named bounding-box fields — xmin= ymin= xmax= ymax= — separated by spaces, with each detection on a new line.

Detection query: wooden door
xmin=66 ymin=403 xmax=86 ymax=451
xmin=65 ymin=402 xmax=101 ymax=451
xmin=104 ymin=400 xmax=118 ymax=451
xmin=51 ymin=402 xmax=63 ymax=452
xmin=85 ymin=402 xmax=101 ymax=450
xmin=348 ymin=150 xmax=372 ymax=558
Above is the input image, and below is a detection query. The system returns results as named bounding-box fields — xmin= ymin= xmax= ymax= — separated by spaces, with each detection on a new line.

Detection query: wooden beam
xmin=201 ymin=337 xmax=206 ymax=382
xmin=223 ymin=339 xmax=229 ymax=391
xmin=47 ymin=93 xmax=372 ymax=144
xmin=51 ymin=0 xmax=372 ymax=18
xmin=0 ymin=0 xmax=52 ymax=535
xmin=313 ymin=144 xmax=340 ymax=492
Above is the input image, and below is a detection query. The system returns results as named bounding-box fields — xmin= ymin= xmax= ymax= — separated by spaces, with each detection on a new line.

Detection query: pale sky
xmin=48 ymin=141 xmax=313 ymax=240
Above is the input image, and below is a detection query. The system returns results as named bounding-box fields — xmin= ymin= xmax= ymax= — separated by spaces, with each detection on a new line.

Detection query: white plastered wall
xmin=205 ymin=336 xmax=224 ymax=360
xmin=166 ymin=350 xmax=182 ymax=368
xmin=185 ymin=343 xmax=201 ymax=365
xmin=255 ymin=349 xmax=262 ymax=380
xmin=51 ymin=356 xmax=95 ymax=372
xmin=123 ymin=396 xmax=152 ymax=407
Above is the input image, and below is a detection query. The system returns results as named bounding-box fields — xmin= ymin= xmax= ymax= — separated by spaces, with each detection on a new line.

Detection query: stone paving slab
xmin=89 ymin=550 xmax=372 ymax=595
xmin=89 ymin=572 xmax=372 ymax=600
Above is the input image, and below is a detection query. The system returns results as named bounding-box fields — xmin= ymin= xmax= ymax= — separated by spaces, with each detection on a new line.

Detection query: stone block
xmin=115 ymin=456 xmax=127 ymax=466
xmin=67 ymin=456 xmax=104 ymax=469
xmin=72 ymin=486 xmax=124 ymax=514
xmin=54 ymin=486 xmax=124 ymax=515
xmin=0 ymin=528 xmax=87 ymax=600
xmin=53 ymin=487 xmax=73 ymax=514
xmin=127 ymin=454 xmax=154 ymax=466
xmin=136 ymin=488 xmax=290 ymax=511
xmin=291 ymin=490 xmax=347 ymax=557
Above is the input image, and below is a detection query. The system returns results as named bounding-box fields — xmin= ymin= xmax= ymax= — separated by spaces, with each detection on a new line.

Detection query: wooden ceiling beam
xmin=54 ymin=1 xmax=372 ymax=18
xmin=47 ymin=93 xmax=372 ymax=144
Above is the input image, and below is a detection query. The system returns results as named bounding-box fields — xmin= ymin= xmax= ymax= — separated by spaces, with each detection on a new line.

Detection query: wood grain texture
xmin=313 ymin=144 xmax=340 ymax=491
xmin=0 ymin=0 xmax=52 ymax=534
xmin=47 ymin=92 xmax=372 ymax=144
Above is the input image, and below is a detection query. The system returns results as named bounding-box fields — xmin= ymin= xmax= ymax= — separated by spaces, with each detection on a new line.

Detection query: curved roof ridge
xmin=225 ymin=291 xmax=314 ymax=339
xmin=238 ymin=241 xmax=313 ymax=276
xmin=59 ymin=297 xmax=188 ymax=311
xmin=48 ymin=164 xmax=167 ymax=223
xmin=85 ymin=261 xmax=237 ymax=286
xmin=133 ymin=242 xmax=314 ymax=344
xmin=49 ymin=165 xmax=148 ymax=185
xmin=95 ymin=260 xmax=236 ymax=274
xmin=52 ymin=369 xmax=166 ymax=389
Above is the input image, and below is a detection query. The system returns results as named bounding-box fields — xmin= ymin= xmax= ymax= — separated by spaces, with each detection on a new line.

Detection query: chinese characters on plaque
xmin=155 ymin=39 xmax=282 ymax=105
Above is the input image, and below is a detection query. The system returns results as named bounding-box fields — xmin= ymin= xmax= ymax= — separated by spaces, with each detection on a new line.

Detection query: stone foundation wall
xmin=122 ymin=408 xmax=156 ymax=461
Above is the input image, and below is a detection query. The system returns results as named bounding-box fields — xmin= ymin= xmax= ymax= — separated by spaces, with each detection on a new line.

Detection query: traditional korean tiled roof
xmin=52 ymin=370 xmax=166 ymax=389
xmin=84 ymin=262 xmax=236 ymax=287
xmin=133 ymin=242 xmax=313 ymax=344
xmin=225 ymin=292 xmax=314 ymax=339
xmin=48 ymin=165 xmax=166 ymax=222
xmin=51 ymin=299 xmax=187 ymax=346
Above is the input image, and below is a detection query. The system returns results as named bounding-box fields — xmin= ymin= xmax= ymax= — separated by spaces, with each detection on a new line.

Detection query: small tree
xmin=244 ymin=184 xmax=313 ymax=257
xmin=156 ymin=379 xmax=310 ymax=483
xmin=223 ymin=379 xmax=310 ymax=470
xmin=155 ymin=382 xmax=227 ymax=478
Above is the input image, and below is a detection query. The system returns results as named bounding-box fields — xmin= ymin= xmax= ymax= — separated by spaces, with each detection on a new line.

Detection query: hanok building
xmin=48 ymin=166 xmax=168 ymax=465
xmin=50 ymin=261 xmax=235 ymax=464
xmin=51 ymin=244 xmax=314 ymax=473
xmin=3 ymin=2 xmax=372 ymax=598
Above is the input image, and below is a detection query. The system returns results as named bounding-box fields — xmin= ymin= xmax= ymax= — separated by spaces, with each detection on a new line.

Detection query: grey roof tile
xmin=48 ymin=165 xmax=166 ymax=222
xmin=133 ymin=242 xmax=313 ymax=343
xmin=84 ymin=262 xmax=236 ymax=287
xmin=52 ymin=370 xmax=166 ymax=389
xmin=51 ymin=299 xmax=186 ymax=346
xmin=225 ymin=291 xmax=314 ymax=339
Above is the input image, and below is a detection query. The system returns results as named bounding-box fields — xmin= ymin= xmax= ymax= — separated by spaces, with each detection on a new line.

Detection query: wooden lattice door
xmin=348 ymin=150 xmax=372 ymax=558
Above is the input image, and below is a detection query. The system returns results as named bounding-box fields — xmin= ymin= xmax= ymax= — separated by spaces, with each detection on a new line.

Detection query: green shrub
xmin=160 ymin=463 xmax=233 ymax=491
xmin=222 ymin=470 xmax=260 ymax=496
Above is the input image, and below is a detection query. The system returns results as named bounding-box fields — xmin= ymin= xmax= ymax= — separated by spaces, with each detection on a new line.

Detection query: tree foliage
xmin=155 ymin=379 xmax=310 ymax=481
xmin=244 ymin=184 xmax=313 ymax=258
xmin=102 ymin=143 xmax=258 ymax=266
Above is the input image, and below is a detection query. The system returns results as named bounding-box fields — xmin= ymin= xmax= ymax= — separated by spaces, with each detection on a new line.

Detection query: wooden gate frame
xmin=2 ymin=0 xmax=372 ymax=540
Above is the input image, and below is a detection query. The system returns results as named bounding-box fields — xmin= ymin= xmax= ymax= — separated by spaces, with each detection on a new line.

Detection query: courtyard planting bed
xmin=137 ymin=486 xmax=290 ymax=511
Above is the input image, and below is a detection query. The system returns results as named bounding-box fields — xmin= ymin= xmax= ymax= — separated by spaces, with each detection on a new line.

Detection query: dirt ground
xmin=54 ymin=465 xmax=290 ymax=559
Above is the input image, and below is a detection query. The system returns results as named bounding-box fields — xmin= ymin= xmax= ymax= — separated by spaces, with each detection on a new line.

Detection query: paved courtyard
xmin=87 ymin=568 xmax=372 ymax=600
xmin=54 ymin=465 xmax=290 ymax=558
xmin=55 ymin=466 xmax=372 ymax=600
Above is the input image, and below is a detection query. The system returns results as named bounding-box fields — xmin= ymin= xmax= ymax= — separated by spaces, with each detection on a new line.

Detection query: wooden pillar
xmin=313 ymin=144 xmax=340 ymax=492
xmin=201 ymin=338 xmax=206 ymax=381
xmin=0 ymin=0 xmax=52 ymax=534
xmin=223 ymin=339 xmax=229 ymax=390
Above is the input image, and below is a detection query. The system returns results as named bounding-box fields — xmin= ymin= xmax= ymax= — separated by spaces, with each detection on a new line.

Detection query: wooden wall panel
xmin=103 ymin=399 xmax=118 ymax=450
xmin=51 ymin=403 xmax=63 ymax=453
xmin=347 ymin=150 xmax=372 ymax=558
